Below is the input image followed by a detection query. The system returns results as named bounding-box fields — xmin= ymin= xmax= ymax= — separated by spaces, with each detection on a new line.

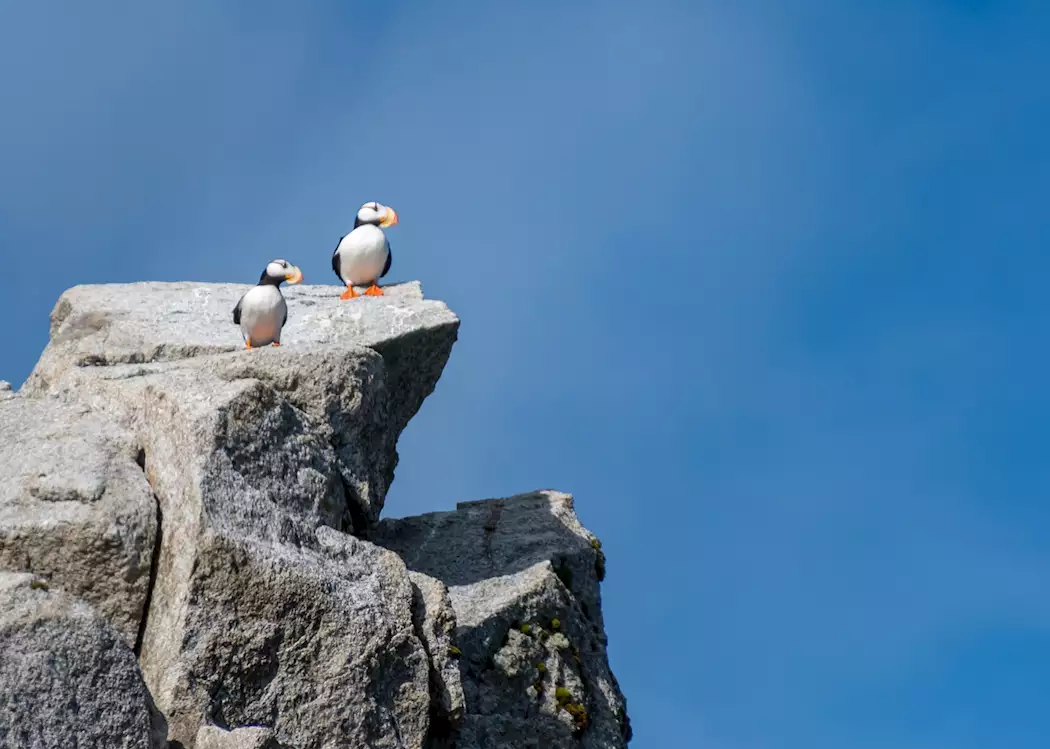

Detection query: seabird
xmin=232 ymin=259 xmax=303 ymax=349
xmin=331 ymin=201 xmax=398 ymax=298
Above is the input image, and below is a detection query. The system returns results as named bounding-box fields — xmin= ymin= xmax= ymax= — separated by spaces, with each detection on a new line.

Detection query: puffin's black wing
xmin=232 ymin=296 xmax=243 ymax=325
xmin=331 ymin=235 xmax=344 ymax=282
xmin=381 ymin=246 xmax=392 ymax=278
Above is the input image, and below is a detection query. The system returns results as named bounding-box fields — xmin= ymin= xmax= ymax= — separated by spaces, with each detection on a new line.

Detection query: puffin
xmin=232 ymin=259 xmax=303 ymax=349
xmin=331 ymin=201 xmax=399 ymax=299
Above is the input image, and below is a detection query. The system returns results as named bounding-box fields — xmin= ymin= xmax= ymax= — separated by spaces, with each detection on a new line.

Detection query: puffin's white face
xmin=264 ymin=259 xmax=303 ymax=285
xmin=356 ymin=201 xmax=399 ymax=228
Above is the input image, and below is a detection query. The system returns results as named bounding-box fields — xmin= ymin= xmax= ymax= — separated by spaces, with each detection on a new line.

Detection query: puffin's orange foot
xmin=340 ymin=286 xmax=358 ymax=300
xmin=364 ymin=283 xmax=384 ymax=297
xmin=245 ymin=341 xmax=253 ymax=350
xmin=271 ymin=341 xmax=281 ymax=347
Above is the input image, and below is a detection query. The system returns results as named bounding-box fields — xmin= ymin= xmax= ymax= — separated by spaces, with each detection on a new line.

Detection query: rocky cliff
xmin=0 ymin=282 xmax=629 ymax=749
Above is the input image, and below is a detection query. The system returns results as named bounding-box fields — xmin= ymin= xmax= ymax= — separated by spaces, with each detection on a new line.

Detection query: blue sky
xmin=2 ymin=1 xmax=1048 ymax=747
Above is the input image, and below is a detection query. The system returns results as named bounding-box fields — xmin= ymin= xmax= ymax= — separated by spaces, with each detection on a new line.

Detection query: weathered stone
xmin=7 ymin=279 xmax=633 ymax=749
xmin=14 ymin=281 xmax=460 ymax=747
xmin=0 ymin=572 xmax=167 ymax=749
xmin=24 ymin=281 xmax=458 ymax=527
xmin=375 ymin=492 xmax=629 ymax=749
xmin=409 ymin=571 xmax=466 ymax=732
xmin=146 ymin=527 xmax=431 ymax=749
xmin=0 ymin=396 xmax=157 ymax=647
xmin=376 ymin=491 xmax=608 ymax=630
xmin=19 ymin=359 xmax=430 ymax=747
xmin=195 ymin=724 xmax=283 ymax=748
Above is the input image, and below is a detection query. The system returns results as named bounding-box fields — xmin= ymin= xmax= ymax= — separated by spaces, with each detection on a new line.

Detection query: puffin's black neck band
xmin=258 ymin=272 xmax=284 ymax=286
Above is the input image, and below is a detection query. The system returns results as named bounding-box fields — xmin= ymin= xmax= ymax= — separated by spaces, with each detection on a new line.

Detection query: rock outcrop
xmin=0 ymin=281 xmax=628 ymax=748
xmin=376 ymin=492 xmax=629 ymax=749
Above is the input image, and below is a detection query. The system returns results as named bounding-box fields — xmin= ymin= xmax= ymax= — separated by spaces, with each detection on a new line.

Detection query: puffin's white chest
xmin=335 ymin=225 xmax=389 ymax=285
xmin=239 ymin=285 xmax=286 ymax=345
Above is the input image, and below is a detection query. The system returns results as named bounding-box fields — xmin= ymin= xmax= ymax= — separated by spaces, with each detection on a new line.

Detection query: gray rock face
xmin=409 ymin=571 xmax=466 ymax=731
xmin=0 ymin=572 xmax=167 ymax=749
xmin=25 ymin=281 xmax=458 ymax=527
xmin=14 ymin=281 xmax=458 ymax=748
xmin=1 ymin=280 xmax=629 ymax=748
xmin=376 ymin=492 xmax=629 ymax=749
xmin=0 ymin=396 xmax=157 ymax=647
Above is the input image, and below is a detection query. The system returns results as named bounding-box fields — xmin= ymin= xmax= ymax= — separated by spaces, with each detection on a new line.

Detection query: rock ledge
xmin=0 ymin=281 xmax=628 ymax=749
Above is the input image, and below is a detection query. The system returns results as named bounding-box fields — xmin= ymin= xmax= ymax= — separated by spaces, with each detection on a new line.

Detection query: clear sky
xmin=2 ymin=2 xmax=1048 ymax=747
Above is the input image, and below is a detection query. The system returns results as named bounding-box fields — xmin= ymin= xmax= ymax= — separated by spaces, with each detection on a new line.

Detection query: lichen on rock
xmin=376 ymin=491 xmax=629 ymax=749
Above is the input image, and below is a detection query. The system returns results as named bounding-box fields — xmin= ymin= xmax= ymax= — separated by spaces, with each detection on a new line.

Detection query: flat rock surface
xmin=29 ymin=281 xmax=453 ymax=372
xmin=25 ymin=280 xmax=459 ymax=527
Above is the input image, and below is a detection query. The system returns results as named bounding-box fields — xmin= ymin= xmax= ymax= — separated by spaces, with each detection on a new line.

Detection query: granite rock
xmin=195 ymin=725 xmax=284 ymax=749
xmin=409 ymin=571 xmax=466 ymax=734
xmin=1 ymin=280 xmax=632 ymax=749
xmin=0 ymin=397 xmax=157 ymax=647
xmin=376 ymin=492 xmax=629 ymax=749
xmin=0 ymin=572 xmax=167 ymax=749
xmin=13 ymin=281 xmax=459 ymax=747
xmin=19 ymin=348 xmax=434 ymax=748
xmin=24 ymin=280 xmax=458 ymax=526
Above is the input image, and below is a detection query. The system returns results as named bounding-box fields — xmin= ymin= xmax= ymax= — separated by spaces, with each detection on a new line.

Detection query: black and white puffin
xmin=232 ymin=259 xmax=303 ymax=349
xmin=331 ymin=201 xmax=399 ymax=299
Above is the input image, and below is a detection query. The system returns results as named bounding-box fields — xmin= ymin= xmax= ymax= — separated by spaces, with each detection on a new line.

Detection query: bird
xmin=232 ymin=259 xmax=303 ymax=349
xmin=331 ymin=201 xmax=399 ymax=299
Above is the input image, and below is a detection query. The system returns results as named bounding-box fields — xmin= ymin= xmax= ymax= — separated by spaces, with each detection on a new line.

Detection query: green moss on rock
xmin=565 ymin=702 xmax=589 ymax=732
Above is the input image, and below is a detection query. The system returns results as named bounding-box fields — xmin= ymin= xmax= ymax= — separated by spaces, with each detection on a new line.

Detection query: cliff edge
xmin=0 ymin=281 xmax=629 ymax=749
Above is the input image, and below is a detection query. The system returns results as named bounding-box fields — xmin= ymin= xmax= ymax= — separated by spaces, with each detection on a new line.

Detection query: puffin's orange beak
xmin=285 ymin=266 xmax=303 ymax=284
xmin=379 ymin=207 xmax=399 ymax=228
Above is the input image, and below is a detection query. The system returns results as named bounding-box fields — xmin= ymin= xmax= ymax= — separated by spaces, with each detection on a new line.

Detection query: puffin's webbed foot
xmin=245 ymin=341 xmax=253 ymax=350
xmin=271 ymin=341 xmax=281 ymax=347
xmin=364 ymin=282 xmax=383 ymax=297
xmin=340 ymin=286 xmax=358 ymax=300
